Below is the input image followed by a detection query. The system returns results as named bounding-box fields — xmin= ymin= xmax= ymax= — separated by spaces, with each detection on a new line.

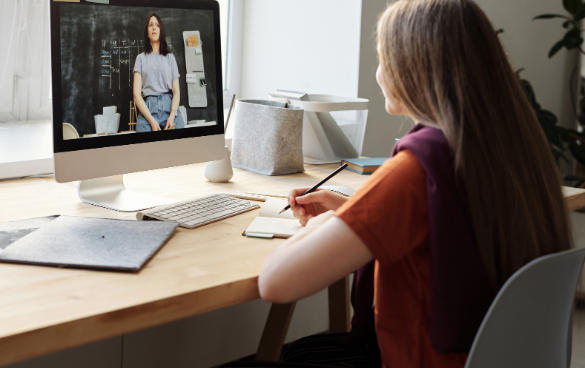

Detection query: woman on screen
xmin=251 ymin=0 xmax=573 ymax=367
xmin=133 ymin=13 xmax=184 ymax=132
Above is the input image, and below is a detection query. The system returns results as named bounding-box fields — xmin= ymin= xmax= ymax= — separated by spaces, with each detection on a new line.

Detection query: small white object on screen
xmin=186 ymin=73 xmax=198 ymax=84
xmin=269 ymin=91 xmax=369 ymax=164
xmin=94 ymin=113 xmax=120 ymax=134
xmin=103 ymin=106 xmax=117 ymax=115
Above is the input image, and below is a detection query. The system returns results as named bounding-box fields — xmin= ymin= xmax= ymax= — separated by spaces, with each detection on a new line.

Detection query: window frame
xmin=0 ymin=0 xmax=52 ymax=123
xmin=222 ymin=0 xmax=243 ymax=108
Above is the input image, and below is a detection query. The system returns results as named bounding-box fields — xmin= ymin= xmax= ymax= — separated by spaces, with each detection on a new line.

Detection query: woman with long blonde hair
xmin=225 ymin=0 xmax=573 ymax=367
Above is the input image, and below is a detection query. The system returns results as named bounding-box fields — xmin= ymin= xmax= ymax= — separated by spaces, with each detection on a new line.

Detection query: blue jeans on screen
xmin=136 ymin=94 xmax=185 ymax=132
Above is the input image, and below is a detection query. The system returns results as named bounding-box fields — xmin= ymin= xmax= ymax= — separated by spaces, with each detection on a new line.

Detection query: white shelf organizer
xmin=270 ymin=93 xmax=369 ymax=164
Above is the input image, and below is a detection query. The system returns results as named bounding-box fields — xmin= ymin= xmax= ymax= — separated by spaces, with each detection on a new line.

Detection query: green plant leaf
xmin=564 ymin=0 xmax=581 ymax=14
xmin=533 ymin=13 xmax=571 ymax=20
xmin=556 ymin=126 xmax=575 ymax=142
xmin=566 ymin=36 xmax=584 ymax=49
xmin=537 ymin=109 xmax=562 ymax=147
xmin=549 ymin=38 xmax=569 ymax=57
xmin=521 ymin=80 xmax=537 ymax=104
xmin=540 ymin=109 xmax=558 ymax=125
xmin=552 ymin=147 xmax=570 ymax=165
xmin=570 ymin=143 xmax=585 ymax=166
xmin=564 ymin=174 xmax=585 ymax=182
xmin=565 ymin=28 xmax=581 ymax=39
xmin=563 ymin=174 xmax=585 ymax=187
xmin=575 ymin=3 xmax=585 ymax=20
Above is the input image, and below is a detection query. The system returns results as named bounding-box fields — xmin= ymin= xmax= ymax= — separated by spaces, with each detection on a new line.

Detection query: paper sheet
xmin=259 ymin=198 xmax=296 ymax=219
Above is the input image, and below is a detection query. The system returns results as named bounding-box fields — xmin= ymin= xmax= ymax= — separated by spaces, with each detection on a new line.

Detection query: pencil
xmin=279 ymin=163 xmax=348 ymax=214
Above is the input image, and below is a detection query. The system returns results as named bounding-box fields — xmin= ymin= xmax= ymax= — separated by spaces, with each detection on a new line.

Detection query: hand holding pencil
xmin=282 ymin=164 xmax=350 ymax=226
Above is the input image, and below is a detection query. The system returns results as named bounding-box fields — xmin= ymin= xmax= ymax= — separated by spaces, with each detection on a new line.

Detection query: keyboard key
xmin=140 ymin=193 xmax=260 ymax=229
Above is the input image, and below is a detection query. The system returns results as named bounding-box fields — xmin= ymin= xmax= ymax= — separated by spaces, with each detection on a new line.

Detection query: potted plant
xmin=529 ymin=0 xmax=585 ymax=186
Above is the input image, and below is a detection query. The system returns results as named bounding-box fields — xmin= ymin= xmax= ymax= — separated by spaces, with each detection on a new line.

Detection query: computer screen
xmin=50 ymin=0 xmax=225 ymax=210
xmin=50 ymin=0 xmax=225 ymax=177
xmin=52 ymin=0 xmax=223 ymax=145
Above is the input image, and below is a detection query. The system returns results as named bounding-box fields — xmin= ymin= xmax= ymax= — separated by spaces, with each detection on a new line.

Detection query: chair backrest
xmin=464 ymin=247 xmax=585 ymax=368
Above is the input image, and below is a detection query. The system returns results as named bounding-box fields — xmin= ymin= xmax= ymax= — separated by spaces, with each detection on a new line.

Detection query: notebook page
xmin=260 ymin=198 xmax=296 ymax=220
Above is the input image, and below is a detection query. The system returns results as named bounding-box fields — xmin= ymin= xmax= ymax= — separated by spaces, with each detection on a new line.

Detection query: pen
xmin=279 ymin=163 xmax=349 ymax=214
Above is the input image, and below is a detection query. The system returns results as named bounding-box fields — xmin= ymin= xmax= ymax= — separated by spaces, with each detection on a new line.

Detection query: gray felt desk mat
xmin=0 ymin=216 xmax=178 ymax=272
xmin=0 ymin=215 xmax=59 ymax=249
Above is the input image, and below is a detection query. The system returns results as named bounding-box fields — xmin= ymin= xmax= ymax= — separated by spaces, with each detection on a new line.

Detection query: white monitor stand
xmin=54 ymin=135 xmax=226 ymax=212
xmin=78 ymin=175 xmax=177 ymax=212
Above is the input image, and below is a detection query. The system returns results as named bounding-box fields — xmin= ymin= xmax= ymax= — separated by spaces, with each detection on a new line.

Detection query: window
xmin=0 ymin=0 xmax=52 ymax=123
xmin=0 ymin=0 xmax=241 ymax=123
xmin=221 ymin=0 xmax=243 ymax=108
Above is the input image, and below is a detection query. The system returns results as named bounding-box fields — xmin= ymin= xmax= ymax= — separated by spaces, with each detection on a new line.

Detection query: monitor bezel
xmin=50 ymin=0 xmax=224 ymax=154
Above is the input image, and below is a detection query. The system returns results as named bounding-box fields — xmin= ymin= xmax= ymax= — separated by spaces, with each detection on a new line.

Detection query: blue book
xmin=341 ymin=157 xmax=388 ymax=175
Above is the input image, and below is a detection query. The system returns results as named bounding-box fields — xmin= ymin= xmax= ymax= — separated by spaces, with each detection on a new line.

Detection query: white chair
xmin=465 ymin=247 xmax=585 ymax=368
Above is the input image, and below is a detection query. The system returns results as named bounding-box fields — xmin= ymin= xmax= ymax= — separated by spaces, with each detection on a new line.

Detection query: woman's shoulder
xmin=165 ymin=52 xmax=176 ymax=61
xmin=376 ymin=150 xmax=425 ymax=184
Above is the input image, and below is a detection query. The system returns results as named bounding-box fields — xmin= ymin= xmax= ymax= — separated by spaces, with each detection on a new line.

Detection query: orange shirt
xmin=336 ymin=150 xmax=468 ymax=368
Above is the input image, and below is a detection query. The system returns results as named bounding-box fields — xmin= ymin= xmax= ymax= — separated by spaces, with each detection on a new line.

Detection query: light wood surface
xmin=0 ymin=162 xmax=367 ymax=367
xmin=0 ymin=162 xmax=583 ymax=366
xmin=564 ymin=186 xmax=585 ymax=212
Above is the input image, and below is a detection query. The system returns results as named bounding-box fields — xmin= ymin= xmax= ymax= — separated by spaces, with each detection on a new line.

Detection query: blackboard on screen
xmin=59 ymin=3 xmax=218 ymax=136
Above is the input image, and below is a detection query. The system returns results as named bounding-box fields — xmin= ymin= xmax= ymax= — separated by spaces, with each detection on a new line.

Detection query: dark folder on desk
xmin=0 ymin=216 xmax=178 ymax=272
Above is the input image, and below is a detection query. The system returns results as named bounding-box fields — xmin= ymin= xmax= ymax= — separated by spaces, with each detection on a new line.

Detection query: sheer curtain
xmin=0 ymin=0 xmax=51 ymax=122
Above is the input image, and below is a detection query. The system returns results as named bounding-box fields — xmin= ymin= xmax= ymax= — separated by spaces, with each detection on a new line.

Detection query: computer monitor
xmin=50 ymin=0 xmax=225 ymax=211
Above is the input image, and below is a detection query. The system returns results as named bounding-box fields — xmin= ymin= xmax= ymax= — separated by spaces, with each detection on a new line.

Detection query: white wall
xmin=357 ymin=0 xmax=579 ymax=157
xmin=238 ymin=0 xmax=362 ymax=99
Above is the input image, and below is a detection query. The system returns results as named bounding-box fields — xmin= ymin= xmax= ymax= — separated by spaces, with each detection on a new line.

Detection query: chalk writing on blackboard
xmin=100 ymin=37 xmax=171 ymax=90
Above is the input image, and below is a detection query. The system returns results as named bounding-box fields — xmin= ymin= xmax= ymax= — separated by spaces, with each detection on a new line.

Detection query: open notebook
xmin=244 ymin=198 xmax=302 ymax=238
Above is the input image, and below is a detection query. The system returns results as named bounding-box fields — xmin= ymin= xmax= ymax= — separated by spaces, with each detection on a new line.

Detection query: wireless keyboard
xmin=136 ymin=193 xmax=260 ymax=229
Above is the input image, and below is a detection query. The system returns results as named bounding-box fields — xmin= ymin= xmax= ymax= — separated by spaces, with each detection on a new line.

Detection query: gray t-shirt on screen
xmin=134 ymin=52 xmax=180 ymax=97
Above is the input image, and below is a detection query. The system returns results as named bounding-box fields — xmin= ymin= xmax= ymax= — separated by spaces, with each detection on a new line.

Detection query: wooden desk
xmin=0 ymin=163 xmax=583 ymax=367
xmin=0 ymin=163 xmax=368 ymax=366
xmin=564 ymin=186 xmax=585 ymax=212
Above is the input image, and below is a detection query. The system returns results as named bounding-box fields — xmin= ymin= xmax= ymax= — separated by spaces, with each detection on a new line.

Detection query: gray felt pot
xmin=231 ymin=100 xmax=304 ymax=176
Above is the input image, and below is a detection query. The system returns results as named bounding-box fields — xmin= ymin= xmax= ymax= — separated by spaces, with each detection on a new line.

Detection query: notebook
xmin=341 ymin=157 xmax=388 ymax=175
xmin=0 ymin=216 xmax=178 ymax=272
xmin=244 ymin=198 xmax=302 ymax=239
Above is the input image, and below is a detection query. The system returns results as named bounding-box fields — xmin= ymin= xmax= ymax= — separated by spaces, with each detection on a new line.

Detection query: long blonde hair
xmin=377 ymin=0 xmax=572 ymax=288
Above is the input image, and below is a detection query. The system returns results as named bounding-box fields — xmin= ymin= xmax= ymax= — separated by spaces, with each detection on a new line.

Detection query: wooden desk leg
xmin=255 ymin=302 xmax=297 ymax=362
xmin=328 ymin=275 xmax=351 ymax=333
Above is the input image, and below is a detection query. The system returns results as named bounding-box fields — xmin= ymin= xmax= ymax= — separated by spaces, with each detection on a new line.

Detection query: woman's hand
xmin=149 ymin=118 xmax=161 ymax=131
xmin=164 ymin=114 xmax=175 ymax=130
xmin=287 ymin=188 xmax=349 ymax=226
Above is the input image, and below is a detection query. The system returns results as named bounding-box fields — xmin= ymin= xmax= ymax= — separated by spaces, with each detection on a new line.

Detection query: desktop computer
xmin=50 ymin=0 xmax=225 ymax=211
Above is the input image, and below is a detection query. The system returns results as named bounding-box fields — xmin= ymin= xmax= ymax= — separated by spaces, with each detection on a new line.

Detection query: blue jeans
xmin=136 ymin=94 xmax=185 ymax=132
